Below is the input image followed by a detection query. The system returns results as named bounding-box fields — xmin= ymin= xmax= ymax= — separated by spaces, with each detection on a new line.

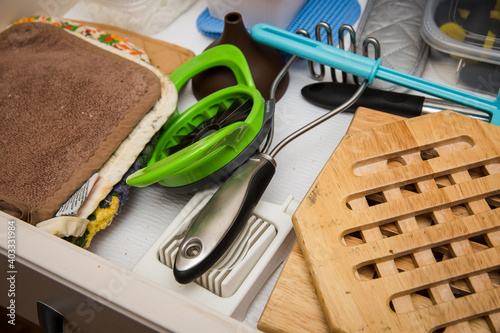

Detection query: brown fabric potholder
xmin=0 ymin=22 xmax=162 ymax=223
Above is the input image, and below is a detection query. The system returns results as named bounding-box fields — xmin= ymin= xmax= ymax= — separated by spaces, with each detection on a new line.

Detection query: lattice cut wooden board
xmin=293 ymin=110 xmax=500 ymax=332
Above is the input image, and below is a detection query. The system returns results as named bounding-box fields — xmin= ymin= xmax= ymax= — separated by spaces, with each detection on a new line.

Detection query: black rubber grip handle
xmin=173 ymin=153 xmax=276 ymax=284
xmin=301 ymin=82 xmax=425 ymax=118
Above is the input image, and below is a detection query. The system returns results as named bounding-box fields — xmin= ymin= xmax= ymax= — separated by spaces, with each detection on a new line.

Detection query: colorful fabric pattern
xmin=14 ymin=16 xmax=150 ymax=63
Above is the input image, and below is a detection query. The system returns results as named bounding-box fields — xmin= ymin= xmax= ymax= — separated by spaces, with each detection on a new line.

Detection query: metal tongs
xmin=173 ymin=51 xmax=369 ymax=284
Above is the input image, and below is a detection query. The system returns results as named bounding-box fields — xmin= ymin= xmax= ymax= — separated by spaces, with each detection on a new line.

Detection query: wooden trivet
xmin=259 ymin=108 xmax=500 ymax=333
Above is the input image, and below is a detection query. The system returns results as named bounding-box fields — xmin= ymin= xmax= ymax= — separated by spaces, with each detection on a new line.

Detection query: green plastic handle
xmin=126 ymin=44 xmax=265 ymax=189
xmin=169 ymin=44 xmax=256 ymax=92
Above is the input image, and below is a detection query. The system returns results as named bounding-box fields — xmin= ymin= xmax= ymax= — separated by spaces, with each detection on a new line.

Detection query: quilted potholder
xmin=356 ymin=0 xmax=429 ymax=92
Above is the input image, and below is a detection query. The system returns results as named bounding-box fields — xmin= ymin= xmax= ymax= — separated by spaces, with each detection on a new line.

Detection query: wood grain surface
xmin=258 ymin=108 xmax=500 ymax=333
xmin=258 ymin=108 xmax=403 ymax=333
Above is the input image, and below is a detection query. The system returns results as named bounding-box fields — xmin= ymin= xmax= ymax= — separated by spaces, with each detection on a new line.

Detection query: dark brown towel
xmin=0 ymin=22 xmax=162 ymax=223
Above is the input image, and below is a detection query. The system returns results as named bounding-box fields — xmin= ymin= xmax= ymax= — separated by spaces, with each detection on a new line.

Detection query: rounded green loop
xmin=169 ymin=44 xmax=256 ymax=92
xmin=126 ymin=45 xmax=265 ymax=191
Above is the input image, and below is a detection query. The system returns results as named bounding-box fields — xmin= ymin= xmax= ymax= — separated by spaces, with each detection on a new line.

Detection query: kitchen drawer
xmin=0 ymin=252 xmax=161 ymax=332
xmin=0 ymin=212 xmax=256 ymax=332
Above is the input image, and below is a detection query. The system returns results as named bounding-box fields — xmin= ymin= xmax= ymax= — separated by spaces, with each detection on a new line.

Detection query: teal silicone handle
xmin=251 ymin=23 xmax=500 ymax=126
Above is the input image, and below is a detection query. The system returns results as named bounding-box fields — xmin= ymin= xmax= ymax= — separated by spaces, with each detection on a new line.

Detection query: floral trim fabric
xmin=14 ymin=16 xmax=150 ymax=63
xmin=70 ymin=133 xmax=159 ymax=249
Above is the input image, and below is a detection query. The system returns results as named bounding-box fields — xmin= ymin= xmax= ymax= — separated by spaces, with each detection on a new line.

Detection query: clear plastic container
xmin=206 ymin=0 xmax=307 ymax=29
xmin=421 ymin=0 xmax=500 ymax=95
xmin=83 ymin=0 xmax=197 ymax=35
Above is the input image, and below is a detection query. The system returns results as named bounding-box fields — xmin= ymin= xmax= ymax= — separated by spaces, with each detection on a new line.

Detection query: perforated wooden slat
xmin=377 ymin=150 xmax=472 ymax=332
xmin=433 ymin=148 xmax=500 ymax=332
xmin=258 ymin=110 xmax=500 ymax=333
xmin=292 ymin=111 xmax=500 ymax=332
xmin=442 ymin=163 xmax=500 ymax=333
xmin=350 ymin=197 xmax=416 ymax=313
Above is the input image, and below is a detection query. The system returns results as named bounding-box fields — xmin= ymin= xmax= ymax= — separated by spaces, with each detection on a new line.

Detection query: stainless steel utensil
xmin=174 ymin=52 xmax=369 ymax=284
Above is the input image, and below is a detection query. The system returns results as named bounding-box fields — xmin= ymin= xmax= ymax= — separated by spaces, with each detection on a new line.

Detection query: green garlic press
xmin=126 ymin=44 xmax=267 ymax=193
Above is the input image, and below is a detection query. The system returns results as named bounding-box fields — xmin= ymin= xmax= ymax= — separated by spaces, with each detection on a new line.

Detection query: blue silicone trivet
xmin=196 ymin=0 xmax=361 ymax=46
